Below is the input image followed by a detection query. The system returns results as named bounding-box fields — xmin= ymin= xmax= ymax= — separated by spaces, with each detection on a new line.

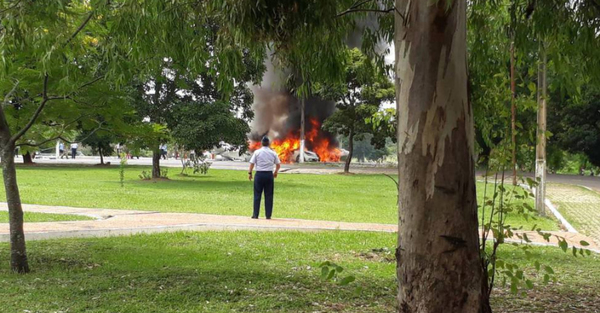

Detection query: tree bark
xmin=1 ymin=144 xmax=30 ymax=273
xmin=22 ymin=151 xmax=34 ymax=165
xmin=395 ymin=1 xmax=489 ymax=312
xmin=152 ymin=148 xmax=161 ymax=179
xmin=534 ymin=44 xmax=547 ymax=217
xmin=99 ymin=148 xmax=104 ymax=165
xmin=344 ymin=129 xmax=354 ymax=173
xmin=510 ymin=41 xmax=517 ymax=186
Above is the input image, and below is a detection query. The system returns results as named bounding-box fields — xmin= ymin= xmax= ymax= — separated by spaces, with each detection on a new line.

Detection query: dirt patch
xmin=492 ymin=286 xmax=600 ymax=313
xmin=138 ymin=178 xmax=171 ymax=183
xmin=355 ymin=248 xmax=395 ymax=263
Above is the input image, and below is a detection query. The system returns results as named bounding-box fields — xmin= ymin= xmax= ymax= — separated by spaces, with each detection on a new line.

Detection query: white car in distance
xmin=292 ymin=150 xmax=320 ymax=163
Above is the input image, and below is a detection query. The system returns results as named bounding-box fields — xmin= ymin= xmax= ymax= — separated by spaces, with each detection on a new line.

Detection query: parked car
xmin=292 ymin=150 xmax=320 ymax=162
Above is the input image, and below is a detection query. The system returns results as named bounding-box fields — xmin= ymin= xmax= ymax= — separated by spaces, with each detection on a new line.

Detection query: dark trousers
xmin=71 ymin=148 xmax=77 ymax=159
xmin=253 ymin=171 xmax=274 ymax=218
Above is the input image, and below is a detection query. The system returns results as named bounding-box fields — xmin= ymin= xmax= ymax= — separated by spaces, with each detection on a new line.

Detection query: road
xmin=17 ymin=155 xmax=600 ymax=190
xmin=19 ymin=155 xmax=397 ymax=174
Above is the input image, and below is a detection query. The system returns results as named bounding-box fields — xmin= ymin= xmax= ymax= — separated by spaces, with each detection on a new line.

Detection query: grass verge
xmin=0 ymin=231 xmax=596 ymax=312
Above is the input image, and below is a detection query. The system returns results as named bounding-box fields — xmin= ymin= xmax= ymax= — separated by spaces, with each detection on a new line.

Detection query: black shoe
xmin=266 ymin=217 xmax=271 ymax=220
xmin=251 ymin=216 xmax=258 ymax=219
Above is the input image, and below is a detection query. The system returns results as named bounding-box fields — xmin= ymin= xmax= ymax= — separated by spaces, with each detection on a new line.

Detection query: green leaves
xmin=339 ymin=275 xmax=355 ymax=286
xmin=318 ymin=261 xmax=356 ymax=287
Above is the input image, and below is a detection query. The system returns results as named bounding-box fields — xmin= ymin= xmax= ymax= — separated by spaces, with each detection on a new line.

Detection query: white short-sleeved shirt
xmin=70 ymin=143 xmax=78 ymax=149
xmin=250 ymin=147 xmax=281 ymax=171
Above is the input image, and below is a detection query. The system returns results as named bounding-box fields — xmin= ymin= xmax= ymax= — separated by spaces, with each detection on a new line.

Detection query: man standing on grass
xmin=248 ymin=136 xmax=281 ymax=219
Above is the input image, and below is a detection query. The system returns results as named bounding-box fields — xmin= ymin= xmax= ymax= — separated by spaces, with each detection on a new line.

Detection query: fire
xmin=249 ymin=118 xmax=341 ymax=163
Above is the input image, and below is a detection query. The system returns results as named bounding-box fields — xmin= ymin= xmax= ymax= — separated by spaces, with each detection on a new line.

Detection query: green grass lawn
xmin=0 ymin=211 xmax=94 ymax=223
xmin=0 ymin=165 xmax=557 ymax=230
xmin=0 ymin=231 xmax=596 ymax=312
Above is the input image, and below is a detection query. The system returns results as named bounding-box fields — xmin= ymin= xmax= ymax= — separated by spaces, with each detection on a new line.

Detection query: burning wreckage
xmin=247 ymin=62 xmax=345 ymax=163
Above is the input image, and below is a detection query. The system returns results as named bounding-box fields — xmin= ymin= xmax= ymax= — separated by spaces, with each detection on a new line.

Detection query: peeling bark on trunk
xmin=395 ymin=1 xmax=488 ymax=312
xmin=152 ymin=149 xmax=161 ymax=179
xmin=344 ymin=130 xmax=354 ymax=173
xmin=1 ymin=145 xmax=30 ymax=273
xmin=22 ymin=151 xmax=33 ymax=165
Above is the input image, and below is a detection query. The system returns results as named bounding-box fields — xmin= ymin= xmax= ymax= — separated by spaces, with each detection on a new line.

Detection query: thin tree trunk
xmin=152 ymin=148 xmax=161 ymax=179
xmin=535 ymin=43 xmax=547 ymax=216
xmin=22 ymin=151 xmax=33 ymax=165
xmin=510 ymin=41 xmax=517 ymax=186
xmin=99 ymin=149 xmax=104 ymax=165
xmin=395 ymin=0 xmax=489 ymax=312
xmin=344 ymin=130 xmax=354 ymax=173
xmin=1 ymin=144 xmax=30 ymax=273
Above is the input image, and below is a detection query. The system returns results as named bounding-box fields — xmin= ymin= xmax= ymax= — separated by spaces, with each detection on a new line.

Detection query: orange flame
xmin=249 ymin=118 xmax=341 ymax=163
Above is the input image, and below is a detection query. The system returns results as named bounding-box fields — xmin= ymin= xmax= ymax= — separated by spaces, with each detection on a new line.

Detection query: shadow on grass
xmin=0 ymin=235 xmax=396 ymax=313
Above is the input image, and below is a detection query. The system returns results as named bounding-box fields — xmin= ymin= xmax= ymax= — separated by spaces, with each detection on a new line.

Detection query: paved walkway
xmin=0 ymin=203 xmax=597 ymax=252
xmin=547 ymin=184 xmax=600 ymax=243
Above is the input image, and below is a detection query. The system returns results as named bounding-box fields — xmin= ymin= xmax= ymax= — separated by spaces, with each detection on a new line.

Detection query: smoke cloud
xmin=249 ymin=56 xmax=335 ymax=142
xmin=249 ymin=14 xmax=388 ymax=143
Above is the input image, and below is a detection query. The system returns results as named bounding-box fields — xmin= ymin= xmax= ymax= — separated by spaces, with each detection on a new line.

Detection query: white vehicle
xmin=210 ymin=142 xmax=247 ymax=161
xmin=293 ymin=150 xmax=320 ymax=162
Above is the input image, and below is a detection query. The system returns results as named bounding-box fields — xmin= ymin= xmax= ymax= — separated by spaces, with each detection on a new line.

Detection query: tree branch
xmin=336 ymin=7 xmax=395 ymax=18
xmin=78 ymin=76 xmax=103 ymax=90
xmin=10 ymin=75 xmax=50 ymax=144
xmin=7 ymin=5 xmax=102 ymax=145
xmin=64 ymin=11 xmax=95 ymax=47
xmin=17 ymin=135 xmax=66 ymax=148
xmin=336 ymin=0 xmax=375 ymax=16
xmin=0 ymin=0 xmax=22 ymax=14
xmin=2 ymin=80 xmax=19 ymax=106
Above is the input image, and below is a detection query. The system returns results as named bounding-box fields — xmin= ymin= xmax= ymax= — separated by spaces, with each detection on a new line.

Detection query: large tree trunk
xmin=152 ymin=149 xmax=161 ymax=179
xmin=1 ymin=144 xmax=30 ymax=273
xmin=22 ymin=151 xmax=34 ymax=165
xmin=344 ymin=130 xmax=354 ymax=173
xmin=395 ymin=1 xmax=488 ymax=312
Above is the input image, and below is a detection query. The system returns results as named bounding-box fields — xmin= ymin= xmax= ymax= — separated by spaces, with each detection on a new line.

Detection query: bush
xmin=160 ymin=168 xmax=169 ymax=179
xmin=182 ymin=155 xmax=212 ymax=175
xmin=139 ymin=170 xmax=152 ymax=180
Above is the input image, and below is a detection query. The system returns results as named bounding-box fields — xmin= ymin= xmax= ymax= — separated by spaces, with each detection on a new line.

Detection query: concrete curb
xmin=521 ymin=183 xmax=578 ymax=233
xmin=475 ymin=179 xmax=576 ymax=233
xmin=543 ymin=197 xmax=578 ymax=233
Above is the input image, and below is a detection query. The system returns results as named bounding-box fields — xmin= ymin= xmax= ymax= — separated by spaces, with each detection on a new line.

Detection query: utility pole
xmin=510 ymin=41 xmax=517 ymax=185
xmin=535 ymin=44 xmax=547 ymax=216
xmin=299 ymin=97 xmax=305 ymax=163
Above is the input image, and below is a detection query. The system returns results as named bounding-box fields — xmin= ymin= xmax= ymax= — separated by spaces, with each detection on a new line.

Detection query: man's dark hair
xmin=261 ymin=136 xmax=270 ymax=146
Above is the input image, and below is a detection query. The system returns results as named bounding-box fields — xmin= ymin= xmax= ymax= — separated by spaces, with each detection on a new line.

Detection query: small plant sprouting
xmin=318 ymin=261 xmax=355 ymax=286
